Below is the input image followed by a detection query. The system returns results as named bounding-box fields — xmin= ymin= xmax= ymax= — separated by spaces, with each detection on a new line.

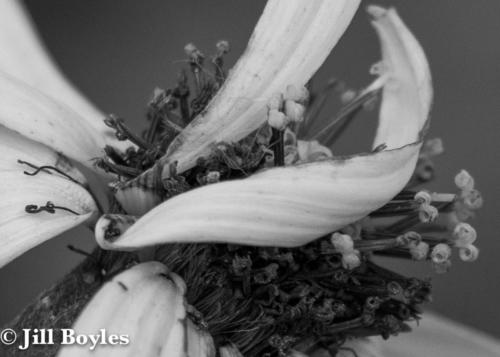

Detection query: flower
xmin=1 ymin=1 xmax=498 ymax=357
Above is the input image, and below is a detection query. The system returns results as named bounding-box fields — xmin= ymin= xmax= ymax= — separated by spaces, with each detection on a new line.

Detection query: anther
xmin=418 ymin=203 xmax=439 ymax=223
xmin=454 ymin=169 xmax=475 ymax=191
xmin=430 ymin=243 xmax=452 ymax=264
xmin=453 ymin=222 xmax=477 ymax=247
xmin=104 ymin=114 xmax=152 ymax=150
xmin=25 ymin=201 xmax=80 ymax=215
xmin=341 ymin=252 xmax=361 ymax=270
xmin=409 ymin=241 xmax=429 ymax=261
xmin=459 ymin=244 xmax=479 ymax=262
xmin=330 ymin=232 xmax=354 ymax=253
xmin=462 ymin=189 xmax=483 ymax=210
xmin=414 ymin=190 xmax=432 ymax=205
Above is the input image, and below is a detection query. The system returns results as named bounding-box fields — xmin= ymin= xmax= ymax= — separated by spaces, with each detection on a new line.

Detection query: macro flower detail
xmin=57 ymin=262 xmax=215 ymax=357
xmin=0 ymin=1 xmax=498 ymax=357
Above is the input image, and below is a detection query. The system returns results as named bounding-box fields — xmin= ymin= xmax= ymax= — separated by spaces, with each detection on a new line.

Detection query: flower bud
xmin=430 ymin=243 xmax=452 ymax=264
xmin=453 ymin=222 xmax=477 ymax=247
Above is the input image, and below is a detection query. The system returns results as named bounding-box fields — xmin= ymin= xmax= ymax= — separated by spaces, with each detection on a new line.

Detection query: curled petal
xmin=379 ymin=313 xmax=500 ymax=357
xmin=368 ymin=6 xmax=432 ymax=150
xmin=97 ymin=5 xmax=430 ymax=249
xmin=0 ymin=0 xmax=126 ymax=150
xmin=97 ymin=145 xmax=420 ymax=249
xmin=58 ymin=262 xmax=214 ymax=357
xmin=145 ymin=0 xmax=360 ymax=177
xmin=0 ymin=72 xmax=107 ymax=168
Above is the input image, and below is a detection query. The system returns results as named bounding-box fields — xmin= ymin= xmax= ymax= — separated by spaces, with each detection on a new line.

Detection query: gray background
xmin=0 ymin=0 xmax=499 ymax=338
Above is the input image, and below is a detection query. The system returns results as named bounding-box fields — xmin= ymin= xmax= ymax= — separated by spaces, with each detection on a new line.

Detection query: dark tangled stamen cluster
xmin=155 ymin=239 xmax=430 ymax=356
xmin=87 ymin=42 xmax=481 ymax=356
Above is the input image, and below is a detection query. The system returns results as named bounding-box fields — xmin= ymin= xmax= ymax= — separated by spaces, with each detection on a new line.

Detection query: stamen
xmin=458 ymin=244 xmax=479 ymax=262
xmin=452 ymin=222 xmax=477 ymax=247
xmin=104 ymin=114 xmax=153 ymax=150
xmin=454 ymin=169 xmax=475 ymax=191
xmin=212 ymin=40 xmax=230 ymax=85
xmin=312 ymin=88 xmax=380 ymax=144
xmin=17 ymin=160 xmax=81 ymax=185
xmin=430 ymin=243 xmax=452 ymax=264
xmin=173 ymin=70 xmax=191 ymax=123
xmin=25 ymin=201 xmax=80 ymax=215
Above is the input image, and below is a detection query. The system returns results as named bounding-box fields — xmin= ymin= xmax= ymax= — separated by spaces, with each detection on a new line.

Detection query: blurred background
xmin=0 ymin=0 xmax=499 ymax=338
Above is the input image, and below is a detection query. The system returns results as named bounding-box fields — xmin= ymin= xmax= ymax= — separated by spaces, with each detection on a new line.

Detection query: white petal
xmin=0 ymin=126 xmax=87 ymax=184
xmin=97 ymin=5 xmax=431 ymax=250
xmin=368 ymin=6 xmax=432 ymax=150
xmin=0 ymin=0 xmax=125 ymax=148
xmin=0 ymin=171 xmax=96 ymax=268
xmin=57 ymin=262 xmax=215 ymax=357
xmin=156 ymin=0 xmax=361 ymax=175
xmin=0 ymin=71 xmax=107 ymax=167
xmin=98 ymin=145 xmax=420 ymax=249
xmin=378 ymin=313 xmax=500 ymax=357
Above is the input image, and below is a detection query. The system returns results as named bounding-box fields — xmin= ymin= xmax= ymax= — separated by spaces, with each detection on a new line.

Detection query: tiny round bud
xmin=267 ymin=92 xmax=283 ymax=111
xmin=459 ymin=244 xmax=479 ymax=262
xmin=409 ymin=241 xmax=429 ymax=261
xmin=453 ymin=223 xmax=477 ymax=247
xmin=342 ymin=252 xmax=361 ymax=270
xmin=430 ymin=243 xmax=452 ymax=264
xmin=418 ymin=204 xmax=439 ymax=223
xmin=462 ymin=189 xmax=483 ymax=210
xmin=267 ymin=109 xmax=289 ymax=130
xmin=331 ymin=232 xmax=354 ymax=253
xmin=415 ymin=190 xmax=432 ymax=205
xmin=454 ymin=169 xmax=474 ymax=191
xmin=216 ymin=40 xmax=230 ymax=54
xmin=284 ymin=100 xmax=305 ymax=122
xmin=284 ymin=84 xmax=309 ymax=104
xmin=400 ymin=231 xmax=422 ymax=245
